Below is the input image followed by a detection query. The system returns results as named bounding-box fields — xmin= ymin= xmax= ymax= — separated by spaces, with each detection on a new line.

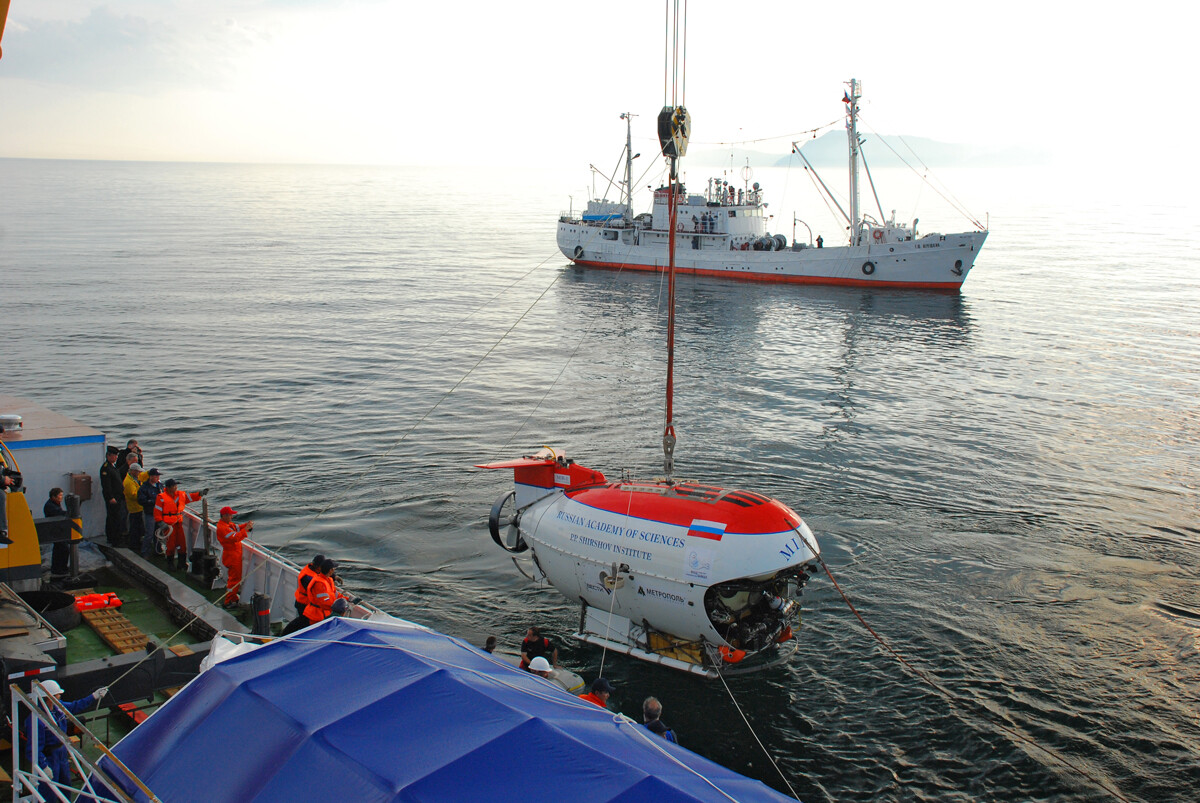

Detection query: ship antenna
xmin=659 ymin=0 xmax=689 ymax=483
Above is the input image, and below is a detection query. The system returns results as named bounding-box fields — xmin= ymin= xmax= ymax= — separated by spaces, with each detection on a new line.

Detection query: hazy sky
xmin=0 ymin=1 xmax=1190 ymax=170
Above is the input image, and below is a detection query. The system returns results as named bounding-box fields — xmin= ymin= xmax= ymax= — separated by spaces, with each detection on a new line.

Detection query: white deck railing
xmin=179 ymin=509 xmax=383 ymax=625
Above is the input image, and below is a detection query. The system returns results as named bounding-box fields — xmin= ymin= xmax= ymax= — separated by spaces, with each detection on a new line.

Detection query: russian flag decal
xmin=686 ymin=519 xmax=726 ymax=541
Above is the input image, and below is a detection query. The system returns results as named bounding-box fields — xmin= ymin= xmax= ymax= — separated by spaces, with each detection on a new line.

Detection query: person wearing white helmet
xmin=528 ymin=656 xmax=552 ymax=678
xmin=21 ymin=680 xmax=109 ymax=797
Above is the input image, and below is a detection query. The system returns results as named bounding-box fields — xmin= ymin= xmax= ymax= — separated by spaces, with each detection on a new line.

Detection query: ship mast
xmin=620 ymin=112 xmax=637 ymax=215
xmin=845 ymin=78 xmax=863 ymax=246
xmin=659 ymin=0 xmax=689 ymax=483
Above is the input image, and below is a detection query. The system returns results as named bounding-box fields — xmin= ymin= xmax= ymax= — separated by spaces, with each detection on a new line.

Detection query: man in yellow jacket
xmin=123 ymin=464 xmax=146 ymax=555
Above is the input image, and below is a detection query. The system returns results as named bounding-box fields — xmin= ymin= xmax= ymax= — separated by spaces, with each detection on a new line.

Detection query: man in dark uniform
xmin=520 ymin=626 xmax=558 ymax=671
xmin=116 ymin=439 xmax=143 ymax=479
xmin=99 ymin=446 xmax=125 ymax=546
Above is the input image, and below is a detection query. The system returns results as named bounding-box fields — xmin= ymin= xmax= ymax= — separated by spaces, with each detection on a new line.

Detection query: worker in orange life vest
xmin=579 ymin=677 xmax=615 ymax=708
xmin=215 ymin=506 xmax=253 ymax=607
xmin=302 ymin=559 xmax=340 ymax=623
xmin=153 ymin=479 xmax=206 ymax=571
xmin=293 ymin=554 xmax=325 ymax=616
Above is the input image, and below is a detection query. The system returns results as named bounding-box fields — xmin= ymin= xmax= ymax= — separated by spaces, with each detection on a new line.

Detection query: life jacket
xmin=302 ymin=574 xmax=335 ymax=622
xmin=295 ymin=565 xmax=318 ymax=605
xmin=154 ymin=489 xmax=199 ymax=525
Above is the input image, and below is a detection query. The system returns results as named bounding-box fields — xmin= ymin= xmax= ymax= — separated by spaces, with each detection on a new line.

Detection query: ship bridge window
xmin=728 ymin=211 xmax=736 ymax=218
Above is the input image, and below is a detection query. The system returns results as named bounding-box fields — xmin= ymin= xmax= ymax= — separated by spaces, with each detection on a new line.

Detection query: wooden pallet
xmin=73 ymin=591 xmax=150 ymax=655
xmin=161 ymin=644 xmax=195 ymax=698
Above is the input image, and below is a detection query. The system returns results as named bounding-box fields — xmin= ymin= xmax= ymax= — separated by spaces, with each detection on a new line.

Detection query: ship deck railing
xmin=10 ymin=681 xmax=157 ymax=802
xmin=178 ymin=508 xmax=384 ymax=624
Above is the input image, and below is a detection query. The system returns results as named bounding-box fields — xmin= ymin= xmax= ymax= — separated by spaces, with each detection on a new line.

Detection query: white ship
xmin=557 ymin=80 xmax=988 ymax=290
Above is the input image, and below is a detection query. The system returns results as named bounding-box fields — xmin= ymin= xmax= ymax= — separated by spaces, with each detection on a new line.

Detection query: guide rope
xmin=711 ymin=662 xmax=802 ymax=801
xmin=788 ymin=528 xmax=1133 ymax=803
xmin=96 ymin=262 xmax=580 ymax=696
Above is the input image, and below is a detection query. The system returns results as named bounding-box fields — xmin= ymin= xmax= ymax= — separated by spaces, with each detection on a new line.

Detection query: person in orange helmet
xmin=154 ymin=479 xmax=206 ymax=571
xmin=215 ymin=506 xmax=253 ymax=607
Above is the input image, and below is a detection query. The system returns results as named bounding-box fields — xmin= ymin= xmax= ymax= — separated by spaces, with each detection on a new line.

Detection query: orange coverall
xmin=153 ymin=489 xmax=202 ymax=561
xmin=302 ymin=573 xmax=336 ymax=622
xmin=215 ymin=520 xmax=250 ymax=606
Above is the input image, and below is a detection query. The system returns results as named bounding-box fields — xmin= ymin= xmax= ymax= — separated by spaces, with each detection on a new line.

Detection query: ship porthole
xmin=862 ymin=261 xmax=875 ymax=275
xmin=573 ymin=246 xmax=584 ymax=259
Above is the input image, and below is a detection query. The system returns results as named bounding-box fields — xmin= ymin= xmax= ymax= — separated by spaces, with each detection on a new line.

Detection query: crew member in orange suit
xmin=293 ymin=554 xmax=325 ymax=616
xmin=281 ymin=557 xmax=344 ymax=636
xmin=579 ymin=678 xmax=615 ymax=708
xmin=302 ymin=559 xmax=340 ymax=623
xmin=154 ymin=479 xmax=206 ymax=571
xmin=215 ymin=505 xmax=253 ymax=607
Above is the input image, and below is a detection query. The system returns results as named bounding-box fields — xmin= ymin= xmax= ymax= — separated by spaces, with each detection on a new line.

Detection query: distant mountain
xmin=686 ymin=130 xmax=1047 ymax=170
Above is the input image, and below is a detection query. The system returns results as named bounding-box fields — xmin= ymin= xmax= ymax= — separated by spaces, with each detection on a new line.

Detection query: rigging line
xmin=698 ymin=118 xmax=842 ymax=147
xmin=802 ymin=162 xmax=846 ymax=235
xmin=711 ymin=663 xmax=803 ymax=801
xmin=598 ymin=488 xmax=640 ymax=680
xmin=856 ymin=116 xmax=985 ymax=230
xmin=283 ymin=253 xmax=564 ymax=439
xmin=788 ymin=529 xmax=1134 ymax=803
xmin=681 ymin=0 xmax=687 ymax=108
xmin=289 ymin=269 xmax=570 ymax=543
xmin=662 ymin=0 xmax=668 ymax=106
xmin=101 ymin=270 xmax=574 ymax=692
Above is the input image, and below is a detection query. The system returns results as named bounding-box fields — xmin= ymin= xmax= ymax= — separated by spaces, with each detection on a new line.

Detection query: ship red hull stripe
xmin=570 ymin=258 xmax=963 ymax=290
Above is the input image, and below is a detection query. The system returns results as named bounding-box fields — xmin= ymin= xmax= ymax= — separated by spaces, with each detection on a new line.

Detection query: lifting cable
xmin=98 ymin=194 xmax=671 ymax=694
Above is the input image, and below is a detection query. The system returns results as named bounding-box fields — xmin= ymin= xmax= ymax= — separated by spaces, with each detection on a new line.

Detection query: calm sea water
xmin=1 ymin=157 xmax=1198 ymax=802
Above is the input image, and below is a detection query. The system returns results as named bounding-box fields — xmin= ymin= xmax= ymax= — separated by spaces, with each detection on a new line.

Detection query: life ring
xmin=862 ymin=261 xmax=876 ymax=275
xmin=872 ymin=230 xmax=883 ymax=242
xmin=573 ymin=246 xmax=584 ymax=259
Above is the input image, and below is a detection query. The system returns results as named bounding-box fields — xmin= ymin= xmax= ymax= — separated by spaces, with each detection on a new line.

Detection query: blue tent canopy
xmin=101 ymin=617 xmax=795 ymax=802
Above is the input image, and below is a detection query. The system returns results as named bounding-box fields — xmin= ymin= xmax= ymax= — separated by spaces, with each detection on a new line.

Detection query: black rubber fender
xmin=573 ymin=246 xmax=584 ymax=259
xmin=862 ymin=261 xmax=876 ymax=275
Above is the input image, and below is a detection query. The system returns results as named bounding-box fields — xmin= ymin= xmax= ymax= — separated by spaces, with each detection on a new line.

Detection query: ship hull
xmin=558 ymin=223 xmax=987 ymax=290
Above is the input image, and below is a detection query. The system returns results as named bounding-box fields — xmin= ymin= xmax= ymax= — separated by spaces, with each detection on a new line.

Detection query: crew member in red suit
xmin=215 ymin=505 xmax=253 ymax=606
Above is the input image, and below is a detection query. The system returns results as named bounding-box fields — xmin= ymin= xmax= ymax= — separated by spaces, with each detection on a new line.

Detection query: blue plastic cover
xmin=100 ymin=617 xmax=795 ymax=802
